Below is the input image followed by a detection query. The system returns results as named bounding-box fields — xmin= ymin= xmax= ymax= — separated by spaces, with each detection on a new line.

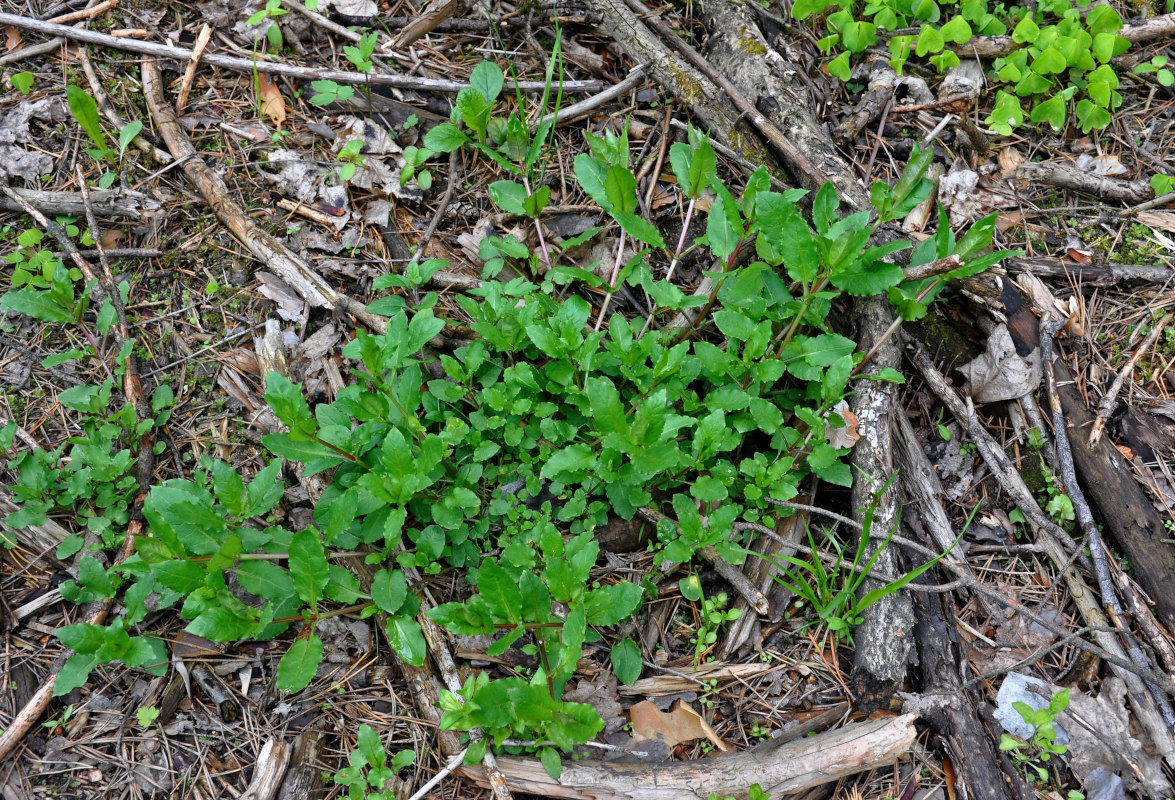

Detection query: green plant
xmin=10 ymin=71 xmax=34 ymax=94
xmin=708 ymin=785 xmax=769 ymax=800
xmin=1133 ymin=54 xmax=1175 ymax=86
xmin=41 ymin=704 xmax=74 ymax=731
xmin=337 ymin=138 xmax=366 ymax=183
xmin=679 ymin=574 xmax=741 ymax=662
xmin=765 ymin=495 xmax=961 ymax=641
xmin=246 ymin=0 xmax=287 ymax=52
xmin=400 ymin=145 xmax=434 ymax=190
xmin=796 ymin=0 xmax=1134 ymax=133
xmin=65 ymin=85 xmax=141 ymax=187
xmin=999 ymin=688 xmax=1070 ymax=784
xmin=334 ymin=724 xmax=415 ymax=800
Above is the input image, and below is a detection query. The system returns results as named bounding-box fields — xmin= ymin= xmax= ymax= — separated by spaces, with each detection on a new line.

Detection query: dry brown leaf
xmin=997 ymin=147 xmax=1024 ymax=178
xmin=826 ymin=399 xmax=860 ymax=448
xmin=630 ymin=699 xmax=728 ymax=751
xmin=1075 ymin=153 xmax=1129 ymax=177
xmin=995 ymin=210 xmax=1023 ymax=233
xmin=257 ymin=74 xmax=286 ymax=127
xmin=5 ymin=25 xmax=21 ymax=52
xmin=1136 ymin=210 xmax=1175 ymax=233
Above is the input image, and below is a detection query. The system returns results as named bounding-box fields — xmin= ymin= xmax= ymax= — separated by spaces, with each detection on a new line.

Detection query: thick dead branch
xmin=911 ymin=590 xmax=1032 ymax=800
xmin=0 ymin=187 xmax=153 ymax=219
xmin=1005 ymin=257 xmax=1175 ymax=286
xmin=850 ymin=295 xmax=915 ymax=711
xmin=834 ymin=62 xmax=896 ymax=147
xmin=584 ymin=0 xmax=771 ymax=166
xmin=453 ymin=714 xmax=917 ymax=799
xmin=1016 ymin=162 xmax=1153 ymax=204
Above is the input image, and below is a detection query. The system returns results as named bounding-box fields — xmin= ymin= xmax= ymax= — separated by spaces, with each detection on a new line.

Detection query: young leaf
xmin=66 ymin=85 xmax=104 ymax=149
xmin=289 ymin=528 xmax=329 ymax=612
xmin=277 ymin=633 xmax=324 ymax=693
xmin=476 ymin=559 xmax=522 ymax=624
xmin=610 ymin=638 xmax=642 ymax=685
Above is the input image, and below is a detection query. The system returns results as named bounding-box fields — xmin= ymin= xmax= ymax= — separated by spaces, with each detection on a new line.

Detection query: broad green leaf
xmin=118 ymin=120 xmax=143 ymax=155
xmin=385 ymin=614 xmax=426 ymax=666
xmin=939 ymin=15 xmax=972 ymax=43
xmin=477 ymin=559 xmax=522 ymax=623
xmin=237 ymin=560 xmax=294 ymax=601
xmin=610 ymin=638 xmax=642 ymax=685
xmin=584 ymin=582 xmax=643 ymax=625
xmin=277 ymin=634 xmax=324 ymax=692
xmin=423 ymin=122 xmax=469 ymax=153
xmin=611 ymin=211 xmax=665 ymax=248
xmin=371 ymin=568 xmax=408 ymax=614
xmin=604 ymin=165 xmax=638 ymax=214
xmin=915 ymin=24 xmax=945 ymax=56
xmin=488 ymin=180 xmax=527 ymax=215
xmin=573 ymin=154 xmax=611 ymax=210
xmin=54 ymin=653 xmax=99 ymax=696
xmin=0 ymin=288 xmax=74 ymax=323
xmin=469 ymin=61 xmax=504 ymax=103
xmin=289 ymin=529 xmax=328 ymax=611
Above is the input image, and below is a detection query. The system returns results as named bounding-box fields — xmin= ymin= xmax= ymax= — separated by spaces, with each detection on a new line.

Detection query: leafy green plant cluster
xmin=797 ymin=0 xmax=1132 ymax=133
xmin=1000 ymin=688 xmax=1070 ymax=785
xmin=334 ymin=724 xmax=415 ymax=800
xmin=0 ymin=59 xmax=1013 ymax=781
xmin=767 ymin=491 xmax=961 ymax=641
xmin=679 ymin=573 xmax=741 ymax=661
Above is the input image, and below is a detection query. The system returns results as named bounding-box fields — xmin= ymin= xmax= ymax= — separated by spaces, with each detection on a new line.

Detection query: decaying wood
xmin=584 ymin=0 xmax=771 ymax=167
xmin=1006 ymin=257 xmax=1175 ymax=286
xmin=140 ymin=57 xmax=388 ymax=335
xmin=240 ymin=738 xmax=292 ymax=800
xmin=1016 ymin=162 xmax=1153 ymax=204
xmin=275 ymin=730 xmax=325 ymax=800
xmin=834 ymin=61 xmax=896 ymax=147
xmin=904 ymin=332 xmax=1175 ymax=771
xmin=454 ymin=713 xmax=917 ymax=799
xmin=0 ymin=187 xmax=153 ymax=219
xmin=911 ymin=590 xmax=1030 ymax=800
xmin=849 ymin=294 xmax=915 ymax=712
xmin=0 ymin=491 xmax=70 ymax=552
xmin=688 ymin=0 xmax=862 ymax=199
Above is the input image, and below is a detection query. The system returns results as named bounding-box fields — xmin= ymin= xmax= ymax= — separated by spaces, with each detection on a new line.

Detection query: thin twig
xmin=1088 ymin=311 xmax=1172 ymax=448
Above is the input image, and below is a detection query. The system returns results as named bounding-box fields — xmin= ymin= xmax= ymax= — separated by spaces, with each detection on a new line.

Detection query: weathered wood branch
xmin=453 ymin=713 xmax=918 ymax=799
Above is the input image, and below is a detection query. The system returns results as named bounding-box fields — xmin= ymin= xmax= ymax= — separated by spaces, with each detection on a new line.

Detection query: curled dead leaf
xmin=997 ymin=147 xmax=1024 ymax=178
xmin=630 ymin=699 xmax=728 ymax=751
xmin=257 ymin=74 xmax=286 ymax=127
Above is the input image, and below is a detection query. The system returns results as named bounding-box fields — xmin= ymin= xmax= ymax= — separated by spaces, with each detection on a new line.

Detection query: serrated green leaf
xmin=477 ymin=559 xmax=521 ymax=623
xmin=584 ymin=582 xmax=643 ymax=625
xmin=289 ymin=529 xmax=328 ymax=611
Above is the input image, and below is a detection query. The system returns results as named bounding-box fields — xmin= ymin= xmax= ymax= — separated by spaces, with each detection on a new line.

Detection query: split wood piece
xmin=903 ymin=331 xmax=1175 ymax=770
xmin=892 ymin=406 xmax=989 ymax=606
xmin=688 ymin=0 xmax=863 ymax=202
xmin=275 ymin=729 xmax=326 ymax=800
xmin=719 ymin=511 xmax=806 ymax=658
xmin=0 ymin=187 xmax=153 ymax=219
xmin=175 ymin=24 xmax=213 ymax=114
xmin=635 ymin=506 xmax=770 ymax=615
xmin=1005 ymin=257 xmax=1175 ymax=286
xmin=140 ymin=58 xmax=387 ymax=335
xmin=1016 ymin=161 xmax=1153 ymax=205
xmin=849 ymin=293 xmax=915 ymax=713
xmin=911 ymin=589 xmax=1033 ymax=800
xmin=584 ymin=0 xmax=771 ymax=168
xmin=0 ymin=12 xmax=601 ymax=93
xmin=834 ymin=62 xmax=897 ymax=148
xmin=452 ymin=713 xmax=917 ymax=799
xmin=240 ymin=738 xmax=292 ymax=800
xmin=1089 ymin=311 xmax=1173 ymax=447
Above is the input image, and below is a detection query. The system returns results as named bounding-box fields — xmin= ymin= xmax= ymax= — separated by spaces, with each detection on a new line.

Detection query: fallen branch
xmin=454 ymin=714 xmax=917 ymax=799
xmin=0 ymin=11 xmax=602 ymax=93
xmin=1016 ymin=161 xmax=1153 ymax=204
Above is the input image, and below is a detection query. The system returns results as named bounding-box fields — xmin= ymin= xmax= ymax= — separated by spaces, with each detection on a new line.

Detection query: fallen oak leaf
xmin=630 ymin=699 xmax=728 ymax=752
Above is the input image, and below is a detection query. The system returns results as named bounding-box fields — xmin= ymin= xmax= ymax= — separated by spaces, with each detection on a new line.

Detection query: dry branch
xmin=453 ymin=713 xmax=917 ymax=799
xmin=0 ymin=11 xmax=602 ymax=93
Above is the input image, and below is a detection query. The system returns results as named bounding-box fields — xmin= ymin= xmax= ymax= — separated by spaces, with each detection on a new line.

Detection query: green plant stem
xmin=522 ymin=177 xmax=554 ymax=271
xmin=594 ymin=230 xmax=627 ymax=331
